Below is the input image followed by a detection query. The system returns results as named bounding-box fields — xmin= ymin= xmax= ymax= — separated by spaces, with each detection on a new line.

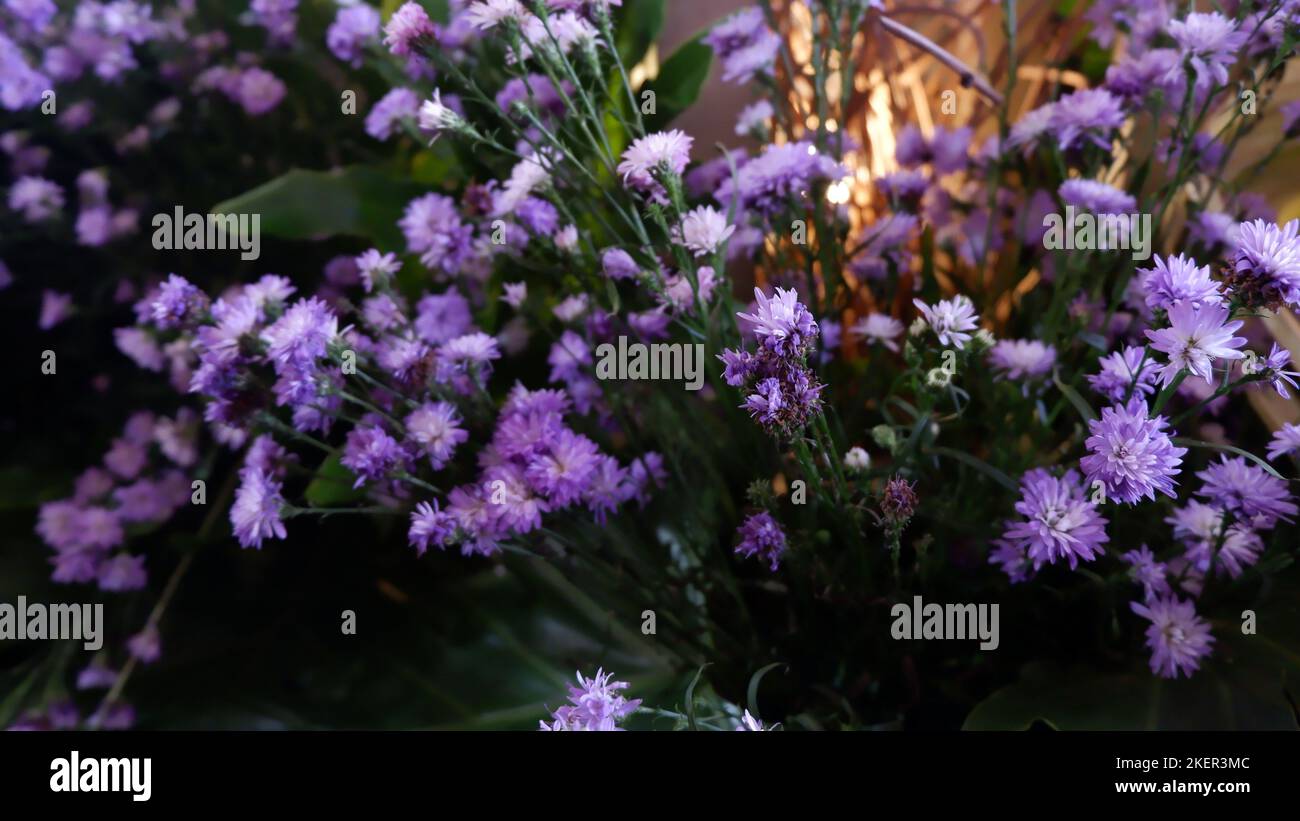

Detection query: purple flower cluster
xmin=703 ymin=7 xmax=781 ymax=84
xmin=540 ymin=668 xmax=641 ymax=731
xmin=734 ymin=510 xmax=789 ymax=571
xmin=722 ymin=287 xmax=824 ymax=438
xmin=996 ymin=469 xmax=1109 ymax=572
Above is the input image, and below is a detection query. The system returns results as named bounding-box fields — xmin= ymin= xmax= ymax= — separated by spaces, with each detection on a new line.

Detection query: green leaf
xmin=210 ymin=166 xmax=430 ymax=248
xmin=642 ymin=38 xmax=712 ymax=132
xmin=615 ymin=0 xmax=665 ymax=67
xmin=1052 ymin=370 xmax=1097 ymax=423
xmin=746 ymin=662 xmax=786 ymax=720
xmin=303 ymin=454 xmax=363 ymax=507
xmin=1172 ymin=437 xmax=1285 ymax=479
xmin=684 ymin=664 xmax=708 ymax=731
xmin=929 ymin=446 xmax=1018 ymax=492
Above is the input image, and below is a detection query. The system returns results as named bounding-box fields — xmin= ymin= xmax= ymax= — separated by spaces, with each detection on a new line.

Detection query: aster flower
xmin=38 ymin=289 xmax=73 ymax=330
xmin=327 ymin=4 xmax=381 ymax=65
xmin=1138 ymin=254 xmax=1224 ymax=312
xmin=7 ymin=175 xmax=63 ymax=221
xmin=989 ymin=537 xmax=1035 ymax=583
xmin=236 ymin=68 xmax=286 ymax=116
xmin=617 ymin=130 xmax=692 ymax=200
xmin=850 ymin=313 xmax=905 ymax=353
xmin=737 ymin=287 xmax=819 ymax=358
xmin=525 ymin=428 xmax=600 ymax=506
xmin=149 ymin=274 xmax=208 ymax=330
xmin=1266 ymin=422 xmax=1300 ymax=461
xmin=1047 ymin=88 xmax=1126 ymax=152
xmin=1005 ymin=103 xmax=1056 ymax=153
xmin=408 ymin=500 xmax=456 ymax=555
xmin=383 ymin=1 xmax=437 ymax=56
xmin=261 ymin=297 xmax=339 ymax=370
xmin=230 ymin=467 xmax=287 ymax=549
xmin=342 ymin=423 xmax=410 ymax=489
xmin=417 ymin=89 xmax=469 ymax=141
xmin=676 ymin=205 xmax=735 ymax=257
xmin=1195 ymin=456 xmax=1297 ymax=529
xmin=404 ymin=401 xmax=468 ymax=470
xmin=912 ymin=295 xmax=980 ymax=350
xmin=127 ymin=625 xmax=161 ymax=664
xmin=1130 ymin=597 xmax=1214 ymax=679
xmin=735 ymin=99 xmax=774 ymax=136
xmin=1144 ymin=302 xmax=1246 ymax=387
xmin=438 ymin=331 xmax=501 ymax=391
xmin=414 ymin=290 xmax=474 ymax=346
xmin=355 ymin=249 xmax=402 ymax=293
xmin=1251 ymin=342 xmax=1300 ymax=399
xmin=365 ymin=87 xmax=421 ymax=140
xmin=1229 ymin=218 xmax=1300 ymax=309
xmin=716 ymin=141 xmax=842 ymax=216
xmin=734 ymin=510 xmax=788 ymax=571
xmin=1088 ymin=345 xmax=1160 ymax=402
xmin=1122 ymin=546 xmax=1171 ymax=601
xmin=1058 ymin=178 xmax=1136 ymax=214
xmin=1081 ymin=398 xmax=1187 ymax=505
xmin=1001 ymin=468 xmax=1109 ymax=570
xmin=540 ymin=668 xmax=640 ymax=731
xmin=988 ymin=339 xmax=1057 ymax=382
xmin=399 ymin=192 xmax=474 ymax=274
xmin=97 ymin=552 xmax=147 ymax=592
xmin=1166 ymin=12 xmax=1247 ymax=92
xmin=704 ymin=7 xmax=780 ymax=84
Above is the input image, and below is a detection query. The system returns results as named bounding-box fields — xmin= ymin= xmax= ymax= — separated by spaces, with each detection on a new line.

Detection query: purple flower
xmin=6 ymin=175 xmax=61 ymax=221
xmin=525 ymin=428 xmax=600 ymax=506
xmin=1047 ymin=88 xmax=1126 ymax=152
xmin=77 ymin=660 xmax=118 ymax=691
xmin=617 ymin=130 xmax=692 ymax=201
xmin=404 ymin=401 xmax=468 ymax=470
xmin=408 ymin=500 xmax=455 ymax=555
xmin=1230 ymin=219 xmax=1300 ymax=308
xmin=356 ymin=249 xmax=401 ymax=293
xmin=880 ymin=476 xmax=919 ymax=526
xmin=230 ymin=467 xmax=287 ymax=549
xmin=742 ymin=367 xmax=823 ymax=437
xmin=895 ymin=125 xmax=972 ymax=174
xmin=127 ymin=625 xmax=161 ymax=664
xmin=1138 ymin=254 xmax=1223 ymax=312
xmin=850 ymin=313 xmax=905 ymax=353
xmin=341 ymin=423 xmax=410 ymax=489
xmin=1130 ymin=597 xmax=1214 ymax=679
xmin=716 ymin=141 xmax=842 ymax=216
xmin=236 ymin=68 xmax=286 ymax=116
xmin=1166 ymin=12 xmax=1247 ymax=92
xmin=734 ymin=510 xmax=788 ymax=571
xmin=149 ymin=274 xmax=207 ymax=330
xmin=400 ymin=192 xmax=474 ymax=274
xmin=261 ymin=297 xmax=339 ymax=370
xmin=1144 ymin=302 xmax=1246 ymax=387
xmin=383 ymin=1 xmax=436 ymax=56
xmin=1058 ymin=178 xmax=1136 ymax=214
xmin=1195 ymin=456 xmax=1296 ymax=529
xmin=988 ymin=339 xmax=1056 ymax=381
xmin=737 ymin=286 xmax=819 ymax=358
xmin=1122 ymin=546 xmax=1171 ymax=601
xmin=912 ymin=295 xmax=979 ymax=350
xmin=438 ymin=332 xmax=501 ymax=391
xmin=540 ymin=668 xmax=641 ymax=731
xmin=989 ymin=537 xmax=1035 ymax=583
xmin=601 ymin=247 xmax=639 ymax=280
xmin=1266 ymin=422 xmax=1300 ymax=461
xmin=704 ymin=7 xmax=780 ymax=84
xmin=1088 ymin=345 xmax=1160 ymax=402
xmin=365 ymin=87 xmax=421 ymax=140
xmin=97 ymin=552 xmax=147 ymax=592
xmin=1253 ymin=342 xmax=1300 ymax=399
xmin=1081 ymin=398 xmax=1187 ymax=505
xmin=1001 ymin=468 xmax=1109 ymax=570
xmin=327 ymin=4 xmax=381 ymax=66
xmin=414 ymin=289 xmax=474 ymax=346
xmin=38 ymin=289 xmax=73 ymax=330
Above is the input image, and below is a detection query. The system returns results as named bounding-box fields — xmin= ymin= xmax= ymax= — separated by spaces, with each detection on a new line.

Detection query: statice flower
xmin=1047 ymin=88 xmax=1126 ymax=152
xmin=617 ymin=129 xmax=692 ymax=202
xmin=383 ymin=1 xmax=436 ymax=56
xmin=1229 ymin=219 xmax=1300 ymax=309
xmin=1138 ymin=254 xmax=1223 ymax=311
xmin=1081 ymin=398 xmax=1187 ymax=504
xmin=1166 ymin=12 xmax=1247 ymax=92
xmin=988 ymin=339 xmax=1056 ymax=382
xmin=1144 ymin=302 xmax=1246 ymax=387
xmin=912 ymin=295 xmax=979 ymax=350
xmin=1122 ymin=546 xmax=1171 ymax=601
xmin=1001 ymin=469 xmax=1109 ymax=570
xmin=1130 ymin=597 xmax=1214 ymax=679
xmin=1195 ymin=456 xmax=1297 ymax=528
xmin=850 ymin=313 xmax=905 ymax=352
xmin=230 ymin=467 xmax=287 ymax=549
xmin=1088 ymin=345 xmax=1160 ymax=402
xmin=734 ymin=510 xmax=788 ymax=571
xmin=1266 ymin=422 xmax=1300 ymax=461
xmin=540 ymin=668 xmax=640 ymax=731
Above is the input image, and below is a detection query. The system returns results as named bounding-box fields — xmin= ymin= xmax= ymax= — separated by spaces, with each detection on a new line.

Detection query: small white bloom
xmin=844 ymin=446 xmax=871 ymax=471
